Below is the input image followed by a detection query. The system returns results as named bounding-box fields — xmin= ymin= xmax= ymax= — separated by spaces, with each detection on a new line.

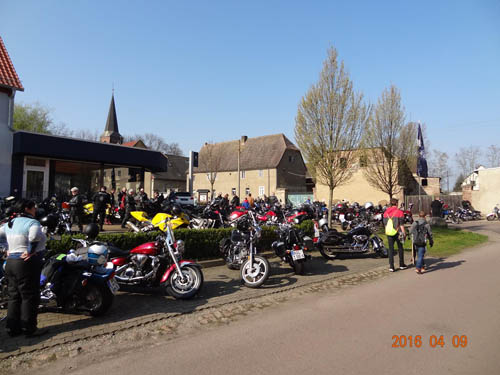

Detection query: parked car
xmin=173 ymin=192 xmax=195 ymax=206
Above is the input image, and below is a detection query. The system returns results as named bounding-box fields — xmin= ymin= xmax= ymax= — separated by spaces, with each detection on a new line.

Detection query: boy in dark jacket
xmin=410 ymin=211 xmax=434 ymax=274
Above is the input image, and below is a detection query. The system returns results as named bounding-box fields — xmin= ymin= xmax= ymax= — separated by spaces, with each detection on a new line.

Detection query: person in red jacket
xmin=383 ymin=198 xmax=407 ymax=272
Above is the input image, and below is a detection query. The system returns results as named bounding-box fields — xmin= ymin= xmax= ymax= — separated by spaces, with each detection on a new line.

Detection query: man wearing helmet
xmin=92 ymin=186 xmax=111 ymax=231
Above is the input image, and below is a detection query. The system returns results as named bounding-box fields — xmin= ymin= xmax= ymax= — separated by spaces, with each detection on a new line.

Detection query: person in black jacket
xmin=230 ymin=192 xmax=240 ymax=208
xmin=92 ymin=186 xmax=111 ymax=231
xmin=121 ymin=189 xmax=136 ymax=228
xmin=68 ymin=187 xmax=84 ymax=232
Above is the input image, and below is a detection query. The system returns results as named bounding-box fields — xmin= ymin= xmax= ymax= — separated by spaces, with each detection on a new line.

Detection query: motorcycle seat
xmin=108 ymin=246 xmax=129 ymax=258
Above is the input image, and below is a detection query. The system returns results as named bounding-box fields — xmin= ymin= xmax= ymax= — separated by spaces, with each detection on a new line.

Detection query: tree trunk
xmin=328 ymin=186 xmax=333 ymax=227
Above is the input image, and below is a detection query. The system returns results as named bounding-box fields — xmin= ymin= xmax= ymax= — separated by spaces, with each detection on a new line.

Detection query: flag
xmin=416 ymin=123 xmax=428 ymax=178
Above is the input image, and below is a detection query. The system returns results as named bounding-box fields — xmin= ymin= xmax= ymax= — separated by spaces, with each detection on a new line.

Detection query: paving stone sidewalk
xmin=0 ymin=251 xmax=395 ymax=359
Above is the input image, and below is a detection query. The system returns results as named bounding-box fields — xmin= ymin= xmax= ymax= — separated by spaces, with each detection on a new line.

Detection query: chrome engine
xmin=229 ymin=242 xmax=249 ymax=265
xmin=116 ymin=255 xmax=158 ymax=283
xmin=352 ymin=235 xmax=369 ymax=247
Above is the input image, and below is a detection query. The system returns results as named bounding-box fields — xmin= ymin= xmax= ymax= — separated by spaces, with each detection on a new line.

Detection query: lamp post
xmin=237 ymin=139 xmax=241 ymax=198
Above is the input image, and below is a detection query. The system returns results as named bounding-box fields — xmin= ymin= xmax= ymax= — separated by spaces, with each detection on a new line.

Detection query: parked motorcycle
xmin=127 ymin=208 xmax=190 ymax=232
xmin=1 ymin=224 xmax=117 ymax=316
xmin=39 ymin=250 xmax=118 ymax=316
xmin=315 ymin=218 xmax=387 ymax=259
xmin=219 ymin=212 xmax=270 ymax=288
xmin=110 ymin=220 xmax=203 ymax=299
xmin=486 ymin=204 xmax=500 ymax=221
xmin=272 ymin=223 xmax=313 ymax=275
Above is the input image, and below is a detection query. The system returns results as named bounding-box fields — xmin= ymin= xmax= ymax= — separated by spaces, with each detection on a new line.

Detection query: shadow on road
xmin=424 ymin=258 xmax=466 ymax=273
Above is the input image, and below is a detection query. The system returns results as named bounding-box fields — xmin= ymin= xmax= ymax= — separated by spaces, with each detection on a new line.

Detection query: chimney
xmin=241 ymin=135 xmax=248 ymax=144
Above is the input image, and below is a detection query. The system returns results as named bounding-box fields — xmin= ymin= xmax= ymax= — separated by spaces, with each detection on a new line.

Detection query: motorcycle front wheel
xmin=83 ymin=284 xmax=114 ymax=317
xmin=166 ymin=265 xmax=204 ymax=299
xmin=240 ymin=256 xmax=270 ymax=288
xmin=486 ymin=215 xmax=496 ymax=222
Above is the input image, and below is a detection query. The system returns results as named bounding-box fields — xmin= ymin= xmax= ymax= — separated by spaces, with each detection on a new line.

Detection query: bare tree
xmin=295 ymin=46 xmax=369 ymax=226
xmin=123 ymin=133 xmax=184 ymax=155
xmin=199 ymin=141 xmax=223 ymax=200
xmin=429 ymin=150 xmax=450 ymax=192
xmin=361 ymin=85 xmax=416 ymax=199
xmin=486 ymin=145 xmax=500 ymax=167
xmin=455 ymin=146 xmax=482 ymax=176
xmin=72 ymin=129 xmax=100 ymax=141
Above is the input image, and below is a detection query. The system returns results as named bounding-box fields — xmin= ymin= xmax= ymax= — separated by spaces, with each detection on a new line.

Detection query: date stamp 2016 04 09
xmin=392 ymin=335 xmax=468 ymax=348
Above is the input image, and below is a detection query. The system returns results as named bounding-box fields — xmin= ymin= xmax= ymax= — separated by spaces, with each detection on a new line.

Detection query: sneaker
xmin=399 ymin=264 xmax=408 ymax=270
xmin=389 ymin=268 xmax=395 ymax=272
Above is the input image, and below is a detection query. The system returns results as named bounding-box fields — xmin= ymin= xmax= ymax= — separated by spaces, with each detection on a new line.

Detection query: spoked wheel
xmin=240 ymin=255 xmax=270 ymax=288
xmin=166 ymin=265 xmax=204 ymax=299
xmin=83 ymin=284 xmax=114 ymax=317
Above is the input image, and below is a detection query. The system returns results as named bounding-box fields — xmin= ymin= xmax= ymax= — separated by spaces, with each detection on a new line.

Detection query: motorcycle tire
xmin=83 ymin=284 xmax=114 ymax=317
xmin=486 ymin=215 xmax=496 ymax=222
xmin=291 ymin=259 xmax=305 ymax=275
xmin=319 ymin=245 xmax=337 ymax=260
xmin=341 ymin=221 xmax=349 ymax=231
xmin=166 ymin=265 xmax=203 ymax=299
xmin=240 ymin=255 xmax=270 ymax=288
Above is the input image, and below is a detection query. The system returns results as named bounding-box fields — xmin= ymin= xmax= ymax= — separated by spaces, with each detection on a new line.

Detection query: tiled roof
xmin=0 ymin=36 xmax=23 ymax=91
xmin=123 ymin=141 xmax=138 ymax=147
xmin=194 ymin=133 xmax=301 ymax=173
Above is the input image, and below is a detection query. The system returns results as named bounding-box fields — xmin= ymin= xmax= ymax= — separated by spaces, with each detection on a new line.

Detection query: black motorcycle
xmin=316 ymin=219 xmax=387 ymax=260
xmin=219 ymin=212 xmax=270 ymax=288
xmin=272 ymin=223 xmax=313 ymax=275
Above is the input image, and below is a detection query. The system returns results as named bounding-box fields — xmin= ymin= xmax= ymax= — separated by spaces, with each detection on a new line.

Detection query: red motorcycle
xmin=109 ymin=223 xmax=203 ymax=299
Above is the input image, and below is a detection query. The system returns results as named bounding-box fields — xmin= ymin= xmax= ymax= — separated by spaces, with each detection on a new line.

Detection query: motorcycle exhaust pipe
xmin=115 ymin=270 xmax=154 ymax=282
xmin=126 ymin=221 xmax=140 ymax=232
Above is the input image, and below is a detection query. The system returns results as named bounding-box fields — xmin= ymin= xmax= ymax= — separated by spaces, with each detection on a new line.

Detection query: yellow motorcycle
xmin=127 ymin=210 xmax=190 ymax=232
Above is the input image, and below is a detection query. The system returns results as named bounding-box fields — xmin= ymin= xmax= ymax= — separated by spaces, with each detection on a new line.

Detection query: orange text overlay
xmin=392 ymin=335 xmax=468 ymax=348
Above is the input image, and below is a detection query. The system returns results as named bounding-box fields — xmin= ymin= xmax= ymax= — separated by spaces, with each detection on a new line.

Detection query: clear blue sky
xmin=2 ymin=0 xmax=499 ymax=177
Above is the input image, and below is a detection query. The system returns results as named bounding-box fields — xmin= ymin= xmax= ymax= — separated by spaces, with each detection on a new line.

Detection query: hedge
xmin=45 ymin=220 xmax=315 ymax=261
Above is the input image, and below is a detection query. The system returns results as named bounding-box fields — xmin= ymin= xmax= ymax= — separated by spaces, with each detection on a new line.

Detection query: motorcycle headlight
xmin=175 ymin=240 xmax=185 ymax=255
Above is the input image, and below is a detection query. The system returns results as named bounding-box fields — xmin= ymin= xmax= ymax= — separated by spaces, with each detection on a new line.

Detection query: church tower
xmin=100 ymin=94 xmax=123 ymax=144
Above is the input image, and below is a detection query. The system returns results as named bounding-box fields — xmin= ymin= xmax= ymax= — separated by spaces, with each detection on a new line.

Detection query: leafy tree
xmin=295 ymin=46 xmax=369 ymax=226
xmin=361 ymin=86 xmax=417 ymax=199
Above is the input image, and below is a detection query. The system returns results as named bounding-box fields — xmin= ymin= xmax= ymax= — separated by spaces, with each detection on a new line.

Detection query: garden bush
xmin=45 ymin=220 xmax=315 ymax=261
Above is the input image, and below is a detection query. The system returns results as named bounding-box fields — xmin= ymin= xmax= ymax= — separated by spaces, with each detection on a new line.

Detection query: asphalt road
xmin=31 ymin=222 xmax=500 ymax=375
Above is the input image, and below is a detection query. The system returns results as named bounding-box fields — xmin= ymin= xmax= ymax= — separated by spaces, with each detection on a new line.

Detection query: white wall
xmin=0 ymin=92 xmax=14 ymax=197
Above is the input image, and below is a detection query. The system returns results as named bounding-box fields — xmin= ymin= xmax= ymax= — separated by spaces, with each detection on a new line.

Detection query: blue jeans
xmin=415 ymin=246 xmax=426 ymax=269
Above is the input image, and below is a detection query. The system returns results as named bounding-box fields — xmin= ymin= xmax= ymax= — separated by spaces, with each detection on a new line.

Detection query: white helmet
xmin=364 ymin=202 xmax=374 ymax=210
xmin=88 ymin=244 xmax=108 ymax=265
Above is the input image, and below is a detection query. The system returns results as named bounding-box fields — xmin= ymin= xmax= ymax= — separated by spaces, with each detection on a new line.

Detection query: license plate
xmin=291 ymin=250 xmax=305 ymax=260
xmin=108 ymin=278 xmax=120 ymax=295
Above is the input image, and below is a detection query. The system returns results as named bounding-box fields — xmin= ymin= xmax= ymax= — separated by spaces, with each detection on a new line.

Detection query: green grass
xmin=381 ymin=227 xmax=488 ymax=257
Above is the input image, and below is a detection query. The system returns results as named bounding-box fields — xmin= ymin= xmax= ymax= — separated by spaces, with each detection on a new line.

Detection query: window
xmin=26 ymin=158 xmax=46 ymax=167
xmin=241 ymin=170 xmax=246 ymax=179
xmin=258 ymin=169 xmax=263 ymax=177
xmin=117 ymin=170 xmax=122 ymax=177
xmin=288 ymin=155 xmax=295 ymax=163
xmin=103 ymin=171 xmax=106 ymax=177
xmin=259 ymin=186 xmax=265 ymax=196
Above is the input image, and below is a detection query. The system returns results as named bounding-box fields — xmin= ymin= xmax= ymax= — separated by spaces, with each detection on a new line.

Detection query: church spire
xmin=100 ymin=93 xmax=123 ymax=144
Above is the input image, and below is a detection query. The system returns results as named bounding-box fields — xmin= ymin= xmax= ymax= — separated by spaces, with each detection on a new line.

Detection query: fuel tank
xmin=130 ymin=242 xmax=159 ymax=256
